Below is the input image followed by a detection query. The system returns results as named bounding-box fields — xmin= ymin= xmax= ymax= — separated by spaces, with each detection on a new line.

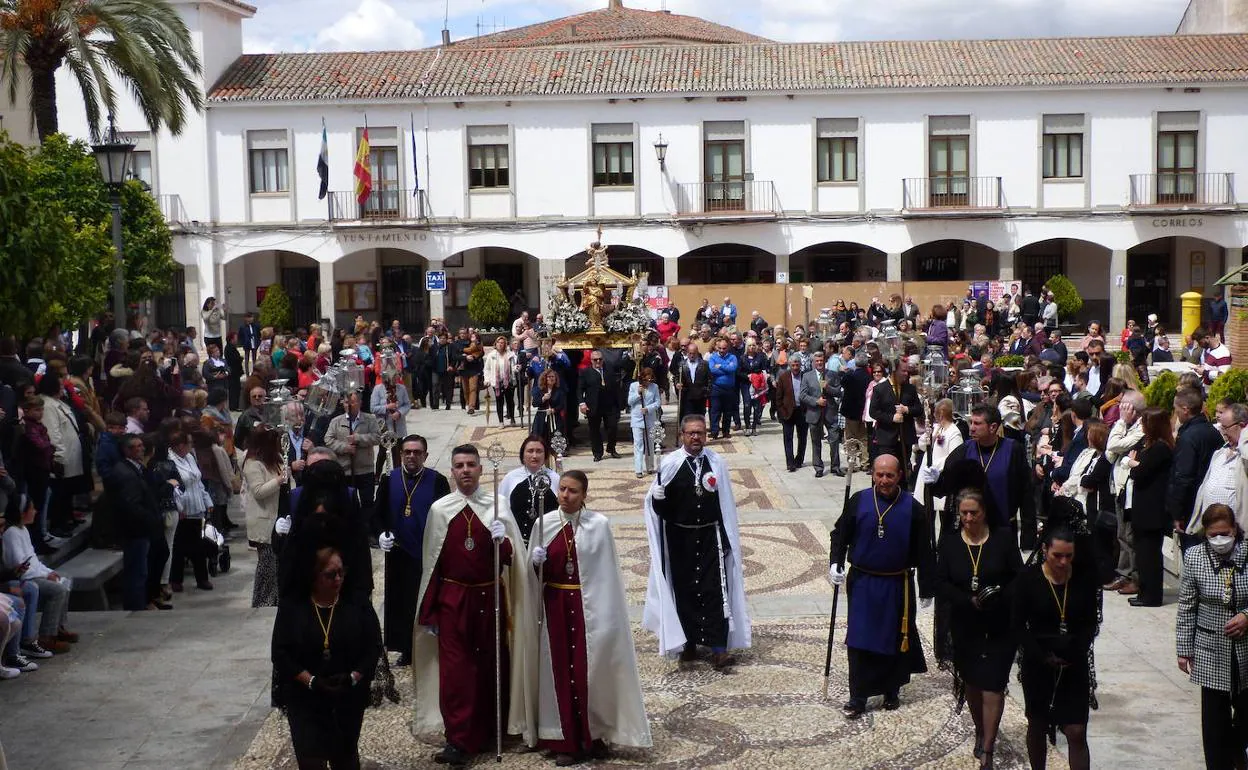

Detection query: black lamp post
xmin=91 ymin=114 xmax=136 ymax=324
xmin=653 ymin=133 xmax=668 ymax=171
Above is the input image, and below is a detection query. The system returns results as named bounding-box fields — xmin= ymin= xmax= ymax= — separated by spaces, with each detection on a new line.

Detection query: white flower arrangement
xmin=604 ymin=297 xmax=653 ymax=334
xmin=548 ymin=286 xmax=590 ymax=334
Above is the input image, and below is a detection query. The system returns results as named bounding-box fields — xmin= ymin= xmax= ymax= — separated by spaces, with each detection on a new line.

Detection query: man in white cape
xmin=528 ymin=469 xmax=651 ymax=764
xmin=411 ymin=444 xmax=536 ymax=766
xmin=642 ymin=414 xmax=751 ymax=669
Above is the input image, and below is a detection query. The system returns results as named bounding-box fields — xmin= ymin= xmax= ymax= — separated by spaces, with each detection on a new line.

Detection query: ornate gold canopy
xmin=555 ymin=226 xmax=639 ymax=333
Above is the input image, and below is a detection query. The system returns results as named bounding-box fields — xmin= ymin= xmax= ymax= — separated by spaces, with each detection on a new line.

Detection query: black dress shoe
xmin=883 ymin=693 xmax=901 ymax=710
xmin=1128 ymin=597 xmax=1162 ymax=607
xmin=711 ymin=652 xmax=737 ymax=670
xmin=609 ymin=450 xmax=622 ymax=459
xmin=831 ymin=468 xmax=846 ymax=477
xmin=433 ymin=744 xmax=469 ymax=766
xmin=842 ymin=699 xmax=866 ymax=719
xmin=787 ymin=465 xmax=796 ymax=473
xmin=592 ymin=456 xmax=603 ymax=463
xmin=815 ymin=469 xmax=825 ymax=478
xmin=395 ymin=652 xmax=412 ymax=666
xmin=678 ymin=644 xmax=697 ymax=662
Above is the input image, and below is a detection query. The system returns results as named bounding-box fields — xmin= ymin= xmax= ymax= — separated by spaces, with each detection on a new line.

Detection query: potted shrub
xmin=468 ymin=280 xmax=509 ymax=330
xmin=1206 ymin=368 xmax=1248 ymax=418
xmin=1044 ymin=274 xmax=1083 ymax=326
xmin=258 ymin=283 xmax=293 ymax=332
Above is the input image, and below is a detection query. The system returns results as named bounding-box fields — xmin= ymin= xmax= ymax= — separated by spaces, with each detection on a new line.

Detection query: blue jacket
xmin=707 ymin=351 xmax=738 ymax=390
xmin=95 ymin=431 xmax=123 ymax=484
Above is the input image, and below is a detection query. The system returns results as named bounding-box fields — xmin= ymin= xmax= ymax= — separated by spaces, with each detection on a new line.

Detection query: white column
xmin=775 ymin=253 xmax=790 ymax=283
xmin=1109 ymin=249 xmax=1128 ymax=334
xmin=318 ymin=260 xmax=336 ymax=331
xmin=1226 ymin=247 xmax=1244 ymax=275
xmin=886 ymin=252 xmax=902 ymax=282
xmin=663 ymin=256 xmax=680 ymax=287
xmin=537 ymin=258 xmax=565 ymax=318
xmin=427 ymin=259 xmax=445 ymax=324
xmin=997 ymin=250 xmax=1015 ymax=281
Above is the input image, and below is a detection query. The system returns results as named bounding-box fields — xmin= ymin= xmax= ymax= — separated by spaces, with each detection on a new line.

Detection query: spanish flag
xmin=353 ymin=126 xmax=372 ymax=207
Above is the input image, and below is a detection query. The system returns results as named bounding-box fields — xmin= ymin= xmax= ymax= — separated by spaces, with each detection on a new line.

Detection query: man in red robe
xmin=412 ymin=444 xmax=535 ymax=766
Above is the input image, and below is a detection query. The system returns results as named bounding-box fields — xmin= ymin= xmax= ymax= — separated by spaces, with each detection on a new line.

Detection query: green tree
xmin=28 ymin=134 xmax=176 ymax=302
xmin=1045 ymin=274 xmax=1083 ymax=322
xmin=0 ymin=0 xmax=203 ymax=142
xmin=0 ymin=132 xmax=111 ymax=337
xmin=259 ymin=283 xmax=293 ymax=331
xmin=468 ymin=279 xmax=509 ymax=329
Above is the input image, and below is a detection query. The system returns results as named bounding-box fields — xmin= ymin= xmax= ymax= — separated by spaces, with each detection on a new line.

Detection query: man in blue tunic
xmin=829 ymin=453 xmax=935 ymax=719
xmin=377 ymin=434 xmax=450 ymax=665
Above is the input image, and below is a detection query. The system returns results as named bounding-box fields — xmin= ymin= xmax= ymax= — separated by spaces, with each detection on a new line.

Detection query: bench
xmin=57 ymin=549 xmax=124 ymax=611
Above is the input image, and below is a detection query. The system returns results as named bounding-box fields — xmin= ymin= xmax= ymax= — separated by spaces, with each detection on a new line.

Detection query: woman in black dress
xmin=272 ymin=545 xmax=382 ymax=770
xmin=532 ymin=369 xmax=565 ymax=446
xmin=936 ymin=489 xmax=1023 ymax=769
xmin=1125 ymin=406 xmax=1173 ymax=607
xmin=1013 ymin=526 xmax=1098 ymax=770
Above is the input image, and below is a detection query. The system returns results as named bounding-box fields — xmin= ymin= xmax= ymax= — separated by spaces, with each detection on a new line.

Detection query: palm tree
xmin=0 ymin=0 xmax=203 ymax=142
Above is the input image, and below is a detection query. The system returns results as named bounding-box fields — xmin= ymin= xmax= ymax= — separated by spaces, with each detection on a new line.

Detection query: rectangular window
xmin=816 ymin=118 xmax=859 ymax=183
xmin=467 ymin=125 xmax=511 ymax=189
xmin=1156 ymin=113 xmax=1199 ymax=203
xmin=592 ymin=123 xmax=634 ymax=187
xmin=248 ymin=129 xmax=289 ymax=194
xmin=1042 ymin=114 xmax=1084 ymax=179
xmin=249 ymin=148 xmax=289 ymax=193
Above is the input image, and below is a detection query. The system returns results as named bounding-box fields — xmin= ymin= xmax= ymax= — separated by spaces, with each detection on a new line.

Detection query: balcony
xmin=675 ymin=180 xmax=780 ymax=218
xmin=158 ymin=193 xmax=187 ymax=224
xmin=328 ymin=189 xmax=427 ymax=222
xmin=1129 ymin=173 xmax=1234 ymax=208
xmin=902 ymin=176 xmax=1003 ymax=211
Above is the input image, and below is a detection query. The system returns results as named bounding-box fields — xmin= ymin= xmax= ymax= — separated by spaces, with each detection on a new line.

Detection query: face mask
xmin=1208 ymin=534 xmax=1236 ymax=556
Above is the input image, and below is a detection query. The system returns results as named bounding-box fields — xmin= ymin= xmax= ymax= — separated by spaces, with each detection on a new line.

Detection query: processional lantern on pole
xmin=877 ymin=320 xmax=902 ymax=369
xmin=550 ymin=430 xmax=568 ymax=473
xmin=378 ymin=350 xmax=402 ymax=475
xmin=340 ymin=350 xmax=365 ymax=393
xmin=815 ymin=308 xmax=834 ymax=340
xmin=304 ymin=361 xmax=344 ymax=418
xmin=920 ymin=345 xmax=949 ymax=400
xmin=263 ymin=378 xmax=299 ymax=479
xmin=950 ymin=369 xmax=987 ymax=418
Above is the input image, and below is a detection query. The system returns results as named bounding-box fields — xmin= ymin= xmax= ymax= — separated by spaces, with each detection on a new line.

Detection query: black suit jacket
xmin=109 ymin=460 xmax=163 ymax=539
xmin=578 ymin=365 xmax=620 ymax=414
xmin=840 ymin=367 xmax=871 ymax=423
xmin=676 ymin=358 xmax=710 ymax=406
xmin=868 ymin=380 xmax=923 ymax=449
xmin=932 ymin=439 xmax=1035 ymax=530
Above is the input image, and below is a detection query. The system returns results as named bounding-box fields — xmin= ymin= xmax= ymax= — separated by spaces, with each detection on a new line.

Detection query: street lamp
xmin=653 ymin=133 xmax=668 ymax=171
xmin=91 ymin=114 xmax=136 ymax=325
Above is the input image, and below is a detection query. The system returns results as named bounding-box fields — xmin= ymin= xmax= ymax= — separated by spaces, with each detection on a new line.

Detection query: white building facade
xmin=54 ymin=0 xmax=1248 ymax=334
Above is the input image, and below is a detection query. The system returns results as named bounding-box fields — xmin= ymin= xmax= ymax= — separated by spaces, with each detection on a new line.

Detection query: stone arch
xmin=790 ymin=241 xmax=888 ymax=283
xmin=677 ymin=243 xmax=776 ymax=284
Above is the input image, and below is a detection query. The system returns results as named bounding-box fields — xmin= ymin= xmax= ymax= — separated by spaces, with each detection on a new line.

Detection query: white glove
xmin=920 ymin=597 xmax=934 ymax=611
xmin=828 ymin=564 xmax=847 ymax=587
xmin=652 ymin=485 xmax=666 ymax=501
xmin=919 ymin=465 xmax=941 ymax=485
xmin=489 ymin=519 xmax=506 ymax=543
xmin=531 ymin=546 xmax=548 ymax=566
xmin=274 ymin=516 xmax=292 ymax=535
xmin=378 ymin=531 xmax=395 ymax=552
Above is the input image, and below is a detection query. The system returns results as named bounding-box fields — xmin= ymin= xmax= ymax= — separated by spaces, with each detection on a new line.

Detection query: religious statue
xmin=579 ymin=276 xmax=609 ymax=331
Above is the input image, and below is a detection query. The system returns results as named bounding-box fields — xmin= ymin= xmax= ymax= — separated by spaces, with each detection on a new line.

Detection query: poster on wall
xmin=644 ymin=286 xmax=669 ymax=318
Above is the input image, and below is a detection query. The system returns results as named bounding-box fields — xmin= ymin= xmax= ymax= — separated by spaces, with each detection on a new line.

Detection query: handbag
xmin=1095 ymin=506 xmax=1118 ymax=532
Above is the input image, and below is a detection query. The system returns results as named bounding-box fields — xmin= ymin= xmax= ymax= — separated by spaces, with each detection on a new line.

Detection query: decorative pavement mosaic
xmin=235 ymin=618 xmax=1067 ymax=769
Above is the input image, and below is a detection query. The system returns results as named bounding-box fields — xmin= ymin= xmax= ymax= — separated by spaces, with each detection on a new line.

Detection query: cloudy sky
xmin=241 ymin=0 xmax=1194 ymax=53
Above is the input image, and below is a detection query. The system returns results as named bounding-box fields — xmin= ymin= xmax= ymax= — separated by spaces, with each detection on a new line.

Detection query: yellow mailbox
xmin=1181 ymin=291 xmax=1203 ymax=338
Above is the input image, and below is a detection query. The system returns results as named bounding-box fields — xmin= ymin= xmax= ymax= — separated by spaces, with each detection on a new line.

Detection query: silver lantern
xmin=949 ymin=369 xmax=987 ymax=418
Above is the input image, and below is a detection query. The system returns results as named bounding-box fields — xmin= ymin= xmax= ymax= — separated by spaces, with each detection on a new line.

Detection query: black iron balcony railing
xmin=1129 ymin=172 xmax=1234 ymax=207
xmin=902 ymin=176 xmax=1003 ymax=210
xmin=675 ymin=180 xmax=780 ymax=217
xmin=328 ymin=188 xmax=427 ymax=221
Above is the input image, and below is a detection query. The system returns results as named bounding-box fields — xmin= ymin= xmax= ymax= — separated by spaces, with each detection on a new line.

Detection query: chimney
xmin=441 ymin=28 xmax=451 ymax=46
xmin=608 ymin=0 xmax=624 ymax=9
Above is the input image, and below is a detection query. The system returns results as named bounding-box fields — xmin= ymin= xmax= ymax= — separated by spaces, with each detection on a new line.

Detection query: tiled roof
xmin=448 ymin=6 xmax=769 ymax=48
xmin=208 ymin=33 xmax=1248 ymax=103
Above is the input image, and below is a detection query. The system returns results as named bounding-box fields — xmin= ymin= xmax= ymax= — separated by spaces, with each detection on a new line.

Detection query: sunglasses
xmin=320 ymin=569 xmax=345 ymax=580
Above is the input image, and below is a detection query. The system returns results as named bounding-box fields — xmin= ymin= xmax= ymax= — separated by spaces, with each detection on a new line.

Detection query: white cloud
xmin=242 ymin=0 xmax=1194 ymax=54
xmin=314 ymin=0 xmax=426 ymax=51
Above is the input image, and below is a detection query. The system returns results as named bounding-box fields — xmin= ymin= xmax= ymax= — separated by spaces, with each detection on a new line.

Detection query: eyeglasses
xmin=320 ymin=569 xmax=344 ymax=580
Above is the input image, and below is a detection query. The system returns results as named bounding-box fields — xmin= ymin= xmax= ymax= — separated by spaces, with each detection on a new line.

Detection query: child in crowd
xmin=747 ymin=370 xmax=768 ymax=436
